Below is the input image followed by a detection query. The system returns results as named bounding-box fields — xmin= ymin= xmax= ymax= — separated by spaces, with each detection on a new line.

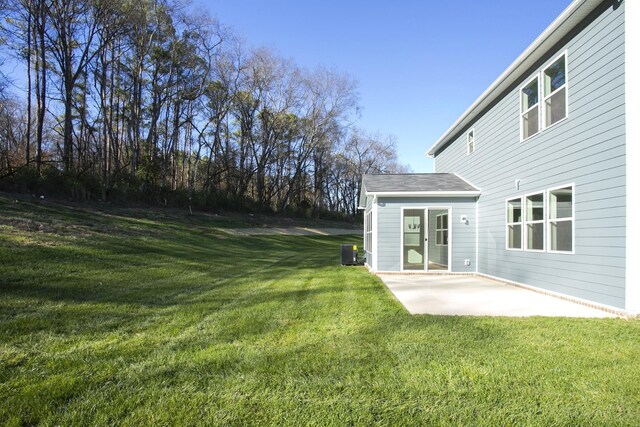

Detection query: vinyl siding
xmin=376 ymin=197 xmax=476 ymax=272
xmin=434 ymin=2 xmax=626 ymax=308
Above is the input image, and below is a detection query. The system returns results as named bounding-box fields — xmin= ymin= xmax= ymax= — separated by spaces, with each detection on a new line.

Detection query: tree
xmin=0 ymin=98 xmax=27 ymax=178
xmin=0 ymin=0 xmax=407 ymax=217
xmin=46 ymin=0 xmax=120 ymax=173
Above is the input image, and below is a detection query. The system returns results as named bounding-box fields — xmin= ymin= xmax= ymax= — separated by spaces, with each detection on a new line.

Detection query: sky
xmin=202 ymin=0 xmax=572 ymax=173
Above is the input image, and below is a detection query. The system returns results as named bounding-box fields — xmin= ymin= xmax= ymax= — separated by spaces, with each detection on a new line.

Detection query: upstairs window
xmin=525 ymin=193 xmax=545 ymax=251
xmin=543 ymin=54 xmax=567 ymax=128
xmin=521 ymin=76 xmax=540 ymax=140
xmin=548 ymin=185 xmax=573 ymax=252
xmin=467 ymin=129 xmax=475 ymax=155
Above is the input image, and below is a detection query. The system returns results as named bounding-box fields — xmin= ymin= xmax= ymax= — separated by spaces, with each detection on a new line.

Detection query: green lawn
xmin=1 ymin=195 xmax=639 ymax=426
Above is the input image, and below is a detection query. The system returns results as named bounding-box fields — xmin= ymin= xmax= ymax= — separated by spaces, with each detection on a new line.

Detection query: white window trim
xmin=505 ymin=184 xmax=576 ymax=255
xmin=363 ymin=205 xmax=367 ymax=257
xmin=520 ymin=74 xmax=540 ymax=142
xmin=365 ymin=210 xmax=373 ymax=253
xmin=524 ymin=190 xmax=546 ymax=253
xmin=505 ymin=196 xmax=524 ymax=251
xmin=547 ymin=183 xmax=575 ymax=255
xmin=520 ymin=51 xmax=570 ymax=143
xmin=541 ymin=51 xmax=569 ymax=131
xmin=467 ymin=128 xmax=475 ymax=155
xmin=435 ymin=213 xmax=448 ymax=246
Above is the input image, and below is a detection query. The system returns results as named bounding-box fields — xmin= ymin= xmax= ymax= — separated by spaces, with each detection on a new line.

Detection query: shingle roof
xmin=362 ymin=173 xmax=479 ymax=193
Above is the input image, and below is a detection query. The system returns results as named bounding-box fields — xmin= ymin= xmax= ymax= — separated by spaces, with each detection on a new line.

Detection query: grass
xmin=1 ymin=194 xmax=639 ymax=426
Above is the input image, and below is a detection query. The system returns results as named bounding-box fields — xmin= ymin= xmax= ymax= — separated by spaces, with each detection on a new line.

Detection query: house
xmin=359 ymin=0 xmax=639 ymax=315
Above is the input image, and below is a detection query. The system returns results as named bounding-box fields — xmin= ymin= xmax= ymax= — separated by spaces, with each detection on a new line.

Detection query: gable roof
xmin=359 ymin=173 xmax=480 ymax=208
xmin=426 ymin=0 xmax=603 ymax=157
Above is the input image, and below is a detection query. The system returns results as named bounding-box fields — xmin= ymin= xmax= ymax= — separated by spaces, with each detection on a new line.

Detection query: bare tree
xmin=0 ymin=0 xmax=407 ymax=217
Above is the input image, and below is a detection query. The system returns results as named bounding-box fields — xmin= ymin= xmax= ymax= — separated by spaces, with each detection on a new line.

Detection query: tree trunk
xmin=26 ymin=7 xmax=32 ymax=166
xmin=35 ymin=0 xmax=46 ymax=177
xmin=99 ymin=40 xmax=111 ymax=195
xmin=63 ymin=74 xmax=74 ymax=174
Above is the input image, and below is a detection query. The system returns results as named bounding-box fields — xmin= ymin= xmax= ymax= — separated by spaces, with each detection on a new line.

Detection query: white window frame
xmin=542 ymin=51 xmax=569 ymax=131
xmin=547 ymin=183 xmax=575 ymax=254
xmin=365 ymin=210 xmax=373 ymax=253
xmin=435 ymin=213 xmax=448 ymax=246
xmin=520 ymin=75 xmax=540 ymax=142
xmin=519 ymin=51 xmax=570 ymax=143
xmin=467 ymin=128 xmax=475 ymax=155
xmin=505 ymin=196 xmax=524 ymax=251
xmin=524 ymin=190 xmax=546 ymax=253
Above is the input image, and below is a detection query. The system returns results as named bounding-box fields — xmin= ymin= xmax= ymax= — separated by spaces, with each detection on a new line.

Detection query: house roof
xmin=426 ymin=0 xmax=603 ymax=157
xmin=364 ymin=173 xmax=479 ymax=193
xmin=359 ymin=173 xmax=480 ymax=208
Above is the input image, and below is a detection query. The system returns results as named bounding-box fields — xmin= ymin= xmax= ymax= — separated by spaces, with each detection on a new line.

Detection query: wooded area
xmin=0 ymin=0 xmax=406 ymax=217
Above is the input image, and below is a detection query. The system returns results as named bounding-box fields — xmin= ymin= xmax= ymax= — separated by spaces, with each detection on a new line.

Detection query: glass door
xmin=403 ymin=209 xmax=425 ymax=270
xmin=427 ymin=209 xmax=449 ymax=271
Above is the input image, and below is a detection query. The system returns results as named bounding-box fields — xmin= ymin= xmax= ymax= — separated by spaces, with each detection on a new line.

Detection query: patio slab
xmin=378 ymin=274 xmax=616 ymax=317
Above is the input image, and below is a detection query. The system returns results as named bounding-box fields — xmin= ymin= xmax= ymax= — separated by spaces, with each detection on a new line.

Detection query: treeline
xmin=0 ymin=0 xmax=406 ymax=217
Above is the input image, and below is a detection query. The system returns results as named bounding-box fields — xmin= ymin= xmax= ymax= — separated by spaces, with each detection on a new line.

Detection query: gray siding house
xmin=359 ymin=0 xmax=639 ymax=314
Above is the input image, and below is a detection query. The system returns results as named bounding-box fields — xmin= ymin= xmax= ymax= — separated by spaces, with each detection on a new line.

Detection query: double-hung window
xmin=520 ymin=52 xmax=568 ymax=141
xmin=365 ymin=211 xmax=373 ymax=252
xmin=467 ymin=129 xmax=475 ymax=155
xmin=521 ymin=77 xmax=540 ymax=140
xmin=548 ymin=185 xmax=573 ymax=252
xmin=543 ymin=54 xmax=567 ymax=128
xmin=506 ymin=197 xmax=523 ymax=250
xmin=507 ymin=184 xmax=574 ymax=254
xmin=435 ymin=213 xmax=448 ymax=246
xmin=525 ymin=193 xmax=545 ymax=251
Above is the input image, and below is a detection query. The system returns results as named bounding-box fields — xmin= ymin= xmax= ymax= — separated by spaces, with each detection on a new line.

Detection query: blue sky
xmin=203 ymin=0 xmax=572 ymax=172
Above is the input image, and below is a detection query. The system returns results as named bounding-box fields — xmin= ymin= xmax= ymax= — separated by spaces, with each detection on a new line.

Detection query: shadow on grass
xmin=0 ymin=220 xmax=364 ymax=340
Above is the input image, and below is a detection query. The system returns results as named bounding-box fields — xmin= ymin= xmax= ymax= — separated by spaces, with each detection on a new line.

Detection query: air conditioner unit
xmin=341 ymin=244 xmax=358 ymax=266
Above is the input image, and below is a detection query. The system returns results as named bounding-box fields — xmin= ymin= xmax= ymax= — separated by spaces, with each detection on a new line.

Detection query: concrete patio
xmin=378 ymin=274 xmax=616 ymax=317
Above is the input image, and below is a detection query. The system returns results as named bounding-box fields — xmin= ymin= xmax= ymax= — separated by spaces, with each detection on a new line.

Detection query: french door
xmin=402 ymin=208 xmax=450 ymax=271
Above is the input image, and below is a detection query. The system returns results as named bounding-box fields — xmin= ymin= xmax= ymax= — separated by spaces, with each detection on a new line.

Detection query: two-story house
xmin=359 ymin=0 xmax=638 ymax=315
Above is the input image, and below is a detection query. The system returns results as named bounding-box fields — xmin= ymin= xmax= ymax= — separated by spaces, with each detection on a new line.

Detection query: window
xmin=507 ymin=184 xmax=574 ymax=254
xmin=520 ymin=52 xmax=569 ymax=141
xmin=467 ymin=129 xmax=475 ymax=155
xmin=365 ymin=211 xmax=373 ymax=252
xmin=525 ymin=193 xmax=545 ymax=251
xmin=521 ymin=76 xmax=539 ymax=140
xmin=548 ymin=185 xmax=573 ymax=252
xmin=435 ymin=213 xmax=448 ymax=246
xmin=543 ymin=54 xmax=567 ymax=128
xmin=506 ymin=197 xmax=523 ymax=250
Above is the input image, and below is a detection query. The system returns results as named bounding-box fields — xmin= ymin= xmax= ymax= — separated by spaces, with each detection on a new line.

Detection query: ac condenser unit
xmin=341 ymin=244 xmax=358 ymax=266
